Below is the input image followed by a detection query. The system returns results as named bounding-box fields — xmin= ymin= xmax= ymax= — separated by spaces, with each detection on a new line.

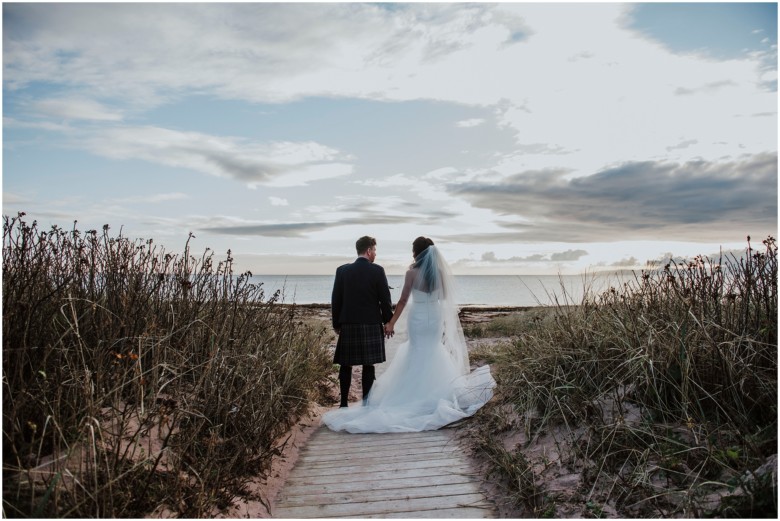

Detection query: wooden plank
xmin=278 ymin=472 xmax=474 ymax=497
xmin=286 ymin=456 xmax=465 ymax=478
xmin=303 ymin=438 xmax=457 ymax=454
xmin=301 ymin=455 xmax=459 ymax=472
xmin=307 ymin=428 xmax=454 ymax=441
xmin=274 ymin=492 xmax=490 ymax=518
xmin=301 ymin=446 xmax=459 ymax=466
xmin=273 ymin=417 xmax=494 ymax=518
xmin=278 ymin=482 xmax=483 ymax=506
xmin=303 ymin=438 xmax=456 ymax=455
xmin=304 ymin=432 xmax=455 ymax=449
xmin=309 ymin=428 xmax=449 ymax=438
xmin=283 ymin=464 xmax=476 ymax=486
xmin=307 ymin=428 xmax=450 ymax=438
xmin=341 ymin=506 xmax=495 ymax=519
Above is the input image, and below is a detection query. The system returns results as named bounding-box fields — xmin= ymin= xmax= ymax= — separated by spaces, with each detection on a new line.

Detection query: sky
xmin=3 ymin=2 xmax=777 ymax=275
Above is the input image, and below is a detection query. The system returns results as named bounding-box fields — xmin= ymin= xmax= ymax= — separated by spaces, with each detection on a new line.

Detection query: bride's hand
xmin=384 ymin=323 xmax=394 ymax=338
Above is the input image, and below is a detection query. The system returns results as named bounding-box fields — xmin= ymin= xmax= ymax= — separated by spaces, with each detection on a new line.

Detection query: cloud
xmin=674 ymin=80 xmax=737 ymax=96
xmin=666 ymin=139 xmax=699 ymax=152
xmin=610 ymin=256 xmax=640 ymax=267
xmin=480 ymin=249 xmax=588 ymax=263
xmin=358 ymin=169 xmax=465 ymax=202
xmin=456 ymin=118 xmax=485 ymax=128
xmin=33 ymin=97 xmax=124 ymax=121
xmin=4 ymin=116 xmax=73 ymax=133
xmin=550 ymin=249 xmax=589 ymax=261
xmin=80 ymin=126 xmax=353 ymax=186
xmin=200 ymin=193 xmax=461 ymax=238
xmin=111 ymin=192 xmax=189 ymax=204
xmin=202 ymin=221 xmax=331 ymax=238
xmin=3 ymin=3 xmax=511 ymax=105
xmin=201 ymin=215 xmax=415 ymax=238
xmin=4 ymin=3 xmax=775 ymax=166
xmin=2 ymin=192 xmax=31 ymax=205
xmin=449 ymin=152 xmax=777 ymax=243
xmin=269 ymin=197 xmax=289 ymax=206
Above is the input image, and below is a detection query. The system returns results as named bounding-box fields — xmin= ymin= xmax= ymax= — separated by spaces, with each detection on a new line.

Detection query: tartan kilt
xmin=333 ymin=323 xmax=386 ymax=366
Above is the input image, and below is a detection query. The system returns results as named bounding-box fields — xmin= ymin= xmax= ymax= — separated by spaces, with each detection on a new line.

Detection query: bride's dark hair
xmin=412 ymin=237 xmax=436 ymax=292
xmin=412 ymin=236 xmax=434 ymax=258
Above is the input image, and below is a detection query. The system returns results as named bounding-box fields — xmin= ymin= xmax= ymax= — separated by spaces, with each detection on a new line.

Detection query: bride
xmin=323 ymin=237 xmax=496 ymax=433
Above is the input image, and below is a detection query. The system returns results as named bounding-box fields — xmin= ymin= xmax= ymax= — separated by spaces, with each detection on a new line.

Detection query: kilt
xmin=333 ymin=323 xmax=386 ymax=366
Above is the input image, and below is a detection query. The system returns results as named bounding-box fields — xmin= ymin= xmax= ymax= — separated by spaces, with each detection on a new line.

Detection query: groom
xmin=331 ymin=236 xmax=394 ymax=407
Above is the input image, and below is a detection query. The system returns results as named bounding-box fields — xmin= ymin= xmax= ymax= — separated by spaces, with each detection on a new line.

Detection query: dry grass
xmin=465 ymin=237 xmax=777 ymax=518
xmin=2 ymin=213 xmax=332 ymax=517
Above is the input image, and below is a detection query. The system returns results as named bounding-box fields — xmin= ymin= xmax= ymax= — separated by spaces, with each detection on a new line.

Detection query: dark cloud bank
xmin=447 ymin=152 xmax=777 ymax=243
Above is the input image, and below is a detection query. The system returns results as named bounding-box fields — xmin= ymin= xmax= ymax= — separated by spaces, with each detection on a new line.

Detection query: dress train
xmin=323 ymin=289 xmax=495 ymax=433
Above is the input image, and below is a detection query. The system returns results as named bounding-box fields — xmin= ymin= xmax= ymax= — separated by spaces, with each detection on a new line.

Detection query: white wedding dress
xmin=323 ymin=247 xmax=495 ymax=433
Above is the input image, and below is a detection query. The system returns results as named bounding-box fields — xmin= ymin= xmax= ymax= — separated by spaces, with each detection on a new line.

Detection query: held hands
xmin=384 ymin=323 xmax=395 ymax=338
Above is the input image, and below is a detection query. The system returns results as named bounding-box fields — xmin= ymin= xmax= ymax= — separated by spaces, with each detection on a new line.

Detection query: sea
xmin=249 ymin=273 xmax=631 ymax=307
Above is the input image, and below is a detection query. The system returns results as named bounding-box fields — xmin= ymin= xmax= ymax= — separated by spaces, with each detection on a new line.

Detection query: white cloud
xmin=479 ymin=248 xmax=588 ymax=263
xmin=2 ymin=192 xmax=30 ymax=205
xmin=456 ymin=118 xmax=485 ymax=128
xmin=33 ymin=97 xmax=124 ymax=121
xmin=5 ymin=3 xmax=774 ymax=172
xmin=358 ymin=173 xmax=419 ymax=189
xmin=78 ymin=125 xmax=353 ymax=186
xmin=4 ymin=116 xmax=73 ymax=133
xmin=111 ymin=192 xmax=189 ymax=204
xmin=269 ymin=196 xmax=289 ymax=206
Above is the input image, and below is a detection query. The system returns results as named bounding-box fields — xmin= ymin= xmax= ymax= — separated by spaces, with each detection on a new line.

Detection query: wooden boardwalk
xmin=273 ymin=427 xmax=495 ymax=518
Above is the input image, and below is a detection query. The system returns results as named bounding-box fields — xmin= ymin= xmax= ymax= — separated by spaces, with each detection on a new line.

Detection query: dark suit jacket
xmin=331 ymin=257 xmax=394 ymax=329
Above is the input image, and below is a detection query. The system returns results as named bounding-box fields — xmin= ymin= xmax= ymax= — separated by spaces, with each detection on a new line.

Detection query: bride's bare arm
xmin=385 ymin=269 xmax=415 ymax=337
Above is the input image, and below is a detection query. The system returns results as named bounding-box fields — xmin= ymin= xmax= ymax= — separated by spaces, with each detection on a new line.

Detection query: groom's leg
xmin=361 ymin=364 xmax=375 ymax=404
xmin=338 ymin=365 xmax=352 ymax=407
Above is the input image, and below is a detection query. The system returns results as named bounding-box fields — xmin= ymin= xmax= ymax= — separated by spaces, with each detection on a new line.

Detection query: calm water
xmin=249 ymin=273 xmax=629 ymax=307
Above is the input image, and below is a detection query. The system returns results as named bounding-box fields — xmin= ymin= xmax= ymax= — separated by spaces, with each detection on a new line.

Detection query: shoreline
xmin=286 ymin=302 xmax=543 ymax=311
xmin=286 ymin=302 xmax=543 ymax=325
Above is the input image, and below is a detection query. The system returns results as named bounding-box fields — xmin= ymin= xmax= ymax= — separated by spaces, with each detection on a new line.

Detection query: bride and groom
xmin=324 ymin=235 xmax=495 ymax=433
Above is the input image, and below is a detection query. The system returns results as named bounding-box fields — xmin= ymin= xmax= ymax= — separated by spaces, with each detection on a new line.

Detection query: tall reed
xmin=3 ymin=213 xmax=331 ymax=517
xmin=470 ymin=237 xmax=777 ymax=517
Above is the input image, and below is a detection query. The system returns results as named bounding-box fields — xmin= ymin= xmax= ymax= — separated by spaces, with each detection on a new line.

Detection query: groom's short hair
xmin=356 ymin=236 xmax=376 ymax=254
